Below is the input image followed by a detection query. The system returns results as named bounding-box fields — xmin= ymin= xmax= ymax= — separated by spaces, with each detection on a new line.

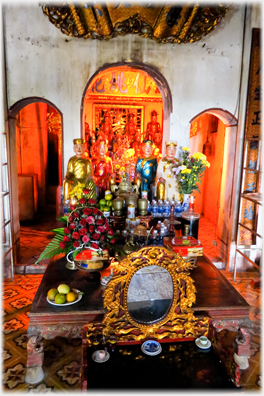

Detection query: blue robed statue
xmin=135 ymin=140 xmax=157 ymax=198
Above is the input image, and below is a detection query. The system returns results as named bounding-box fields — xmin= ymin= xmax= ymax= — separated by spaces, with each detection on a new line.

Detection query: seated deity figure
xmin=145 ymin=110 xmax=161 ymax=141
xmin=91 ymin=139 xmax=113 ymax=198
xmin=125 ymin=113 xmax=138 ymax=145
xmin=135 ymin=140 xmax=157 ymax=199
xmin=155 ymin=140 xmax=180 ymax=201
xmin=63 ymin=139 xmax=93 ymax=202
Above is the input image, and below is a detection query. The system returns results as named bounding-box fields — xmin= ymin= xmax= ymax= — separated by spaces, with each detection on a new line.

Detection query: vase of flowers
xmin=35 ymin=187 xmax=116 ymax=279
xmin=177 ymin=147 xmax=210 ymax=202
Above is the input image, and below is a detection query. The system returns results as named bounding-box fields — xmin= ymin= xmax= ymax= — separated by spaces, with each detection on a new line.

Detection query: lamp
xmin=203 ymin=130 xmax=212 ymax=156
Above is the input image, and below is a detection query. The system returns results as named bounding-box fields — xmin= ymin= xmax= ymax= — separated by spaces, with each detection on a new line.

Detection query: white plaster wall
xmin=3 ymin=3 xmax=247 ymax=174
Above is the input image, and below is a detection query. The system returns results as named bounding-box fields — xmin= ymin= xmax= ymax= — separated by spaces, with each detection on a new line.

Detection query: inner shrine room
xmin=2 ymin=2 xmax=262 ymax=392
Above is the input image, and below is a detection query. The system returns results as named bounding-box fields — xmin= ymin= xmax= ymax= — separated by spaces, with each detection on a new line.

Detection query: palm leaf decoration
xmin=35 ymin=233 xmax=72 ymax=264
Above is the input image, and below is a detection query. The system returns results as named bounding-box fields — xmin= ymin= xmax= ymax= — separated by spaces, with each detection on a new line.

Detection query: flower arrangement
xmin=35 ymin=188 xmax=116 ymax=264
xmin=68 ymin=179 xmax=96 ymax=200
xmin=177 ymin=147 xmax=210 ymax=195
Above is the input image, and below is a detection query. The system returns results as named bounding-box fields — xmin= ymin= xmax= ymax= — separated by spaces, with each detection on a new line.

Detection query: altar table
xmin=26 ymin=255 xmax=250 ymax=385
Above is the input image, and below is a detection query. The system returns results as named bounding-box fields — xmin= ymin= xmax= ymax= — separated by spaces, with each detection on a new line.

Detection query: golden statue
xmin=113 ymin=133 xmax=124 ymax=153
xmin=145 ymin=110 xmax=161 ymax=141
xmin=156 ymin=140 xmax=180 ymax=201
xmin=132 ymin=133 xmax=142 ymax=159
xmin=125 ymin=113 xmax=138 ymax=145
xmin=63 ymin=139 xmax=93 ymax=202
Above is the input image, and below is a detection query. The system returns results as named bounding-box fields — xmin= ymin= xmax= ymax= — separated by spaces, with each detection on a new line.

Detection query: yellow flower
xmin=182 ymin=176 xmax=185 ymax=179
xmin=120 ymin=166 xmax=125 ymax=172
xmin=115 ymin=164 xmax=120 ymax=169
xmin=182 ymin=147 xmax=190 ymax=151
xmin=192 ymin=152 xmax=207 ymax=161
xmin=181 ymin=169 xmax=191 ymax=174
xmin=194 ymin=178 xmax=196 ymax=180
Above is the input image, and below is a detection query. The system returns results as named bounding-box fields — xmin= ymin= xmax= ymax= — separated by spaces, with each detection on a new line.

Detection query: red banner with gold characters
xmin=239 ymin=29 xmax=261 ymax=245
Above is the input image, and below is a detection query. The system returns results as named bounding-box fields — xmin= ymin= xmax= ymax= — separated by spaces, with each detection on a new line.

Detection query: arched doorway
xmin=8 ymin=98 xmax=63 ymax=265
xmin=189 ymin=108 xmax=237 ymax=268
xmin=80 ymin=62 xmax=173 ymax=156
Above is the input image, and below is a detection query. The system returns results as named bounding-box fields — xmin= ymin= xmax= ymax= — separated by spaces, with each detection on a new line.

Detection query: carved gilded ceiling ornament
xmin=41 ymin=3 xmax=229 ymax=44
xmin=85 ymin=247 xmax=209 ymax=344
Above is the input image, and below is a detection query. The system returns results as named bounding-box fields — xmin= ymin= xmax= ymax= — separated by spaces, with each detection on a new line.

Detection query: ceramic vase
xmin=182 ymin=193 xmax=190 ymax=212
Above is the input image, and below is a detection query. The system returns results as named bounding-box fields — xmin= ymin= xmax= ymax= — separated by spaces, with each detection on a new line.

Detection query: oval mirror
xmin=127 ymin=265 xmax=173 ymax=324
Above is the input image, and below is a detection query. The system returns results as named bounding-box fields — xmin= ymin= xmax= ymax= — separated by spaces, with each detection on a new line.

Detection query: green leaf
xmin=57 ymin=216 xmax=68 ymax=223
xmin=51 ymin=228 xmax=65 ymax=235
xmin=72 ymin=250 xmax=80 ymax=259
xmin=35 ymin=234 xmax=65 ymax=264
xmin=78 ymin=291 xmax=84 ymax=295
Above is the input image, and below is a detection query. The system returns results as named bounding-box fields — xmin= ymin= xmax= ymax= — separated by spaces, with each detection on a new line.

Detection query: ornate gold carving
xmin=85 ymin=247 xmax=209 ymax=344
xmin=41 ymin=3 xmax=229 ymax=44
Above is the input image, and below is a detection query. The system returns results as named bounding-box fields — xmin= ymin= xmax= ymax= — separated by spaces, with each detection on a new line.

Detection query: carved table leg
xmin=25 ymin=334 xmax=45 ymax=385
xmin=209 ymin=319 xmax=252 ymax=387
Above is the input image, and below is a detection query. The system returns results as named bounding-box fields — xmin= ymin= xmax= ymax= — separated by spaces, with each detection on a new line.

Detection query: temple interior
xmin=2 ymin=2 xmax=262 ymax=393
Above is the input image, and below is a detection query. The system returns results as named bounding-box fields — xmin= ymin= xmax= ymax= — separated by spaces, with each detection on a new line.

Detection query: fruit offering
xmin=99 ymin=194 xmax=113 ymax=214
xmin=47 ymin=283 xmax=83 ymax=305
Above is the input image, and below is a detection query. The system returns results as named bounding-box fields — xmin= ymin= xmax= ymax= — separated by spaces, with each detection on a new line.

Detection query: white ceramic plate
xmin=47 ymin=288 xmax=82 ymax=306
xmin=195 ymin=337 xmax=211 ymax=349
xmin=92 ymin=350 xmax=110 ymax=363
xmin=141 ymin=340 xmax=162 ymax=356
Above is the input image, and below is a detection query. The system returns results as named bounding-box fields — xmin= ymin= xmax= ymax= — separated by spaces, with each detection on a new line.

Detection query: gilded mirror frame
xmin=85 ymin=247 xmax=209 ymax=343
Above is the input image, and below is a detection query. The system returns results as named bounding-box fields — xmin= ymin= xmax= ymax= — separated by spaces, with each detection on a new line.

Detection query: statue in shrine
xmin=132 ymin=133 xmax=142 ymax=159
xmin=135 ymin=140 xmax=157 ymax=198
xmin=156 ymin=140 xmax=180 ymax=201
xmin=63 ymin=139 xmax=93 ymax=202
xmin=153 ymin=132 xmax=162 ymax=163
xmin=113 ymin=133 xmax=124 ymax=153
xmin=125 ymin=113 xmax=138 ymax=145
xmin=91 ymin=139 xmax=113 ymax=198
xmin=98 ymin=111 xmax=114 ymax=146
xmin=83 ymin=119 xmax=92 ymax=158
xmin=145 ymin=110 xmax=161 ymax=141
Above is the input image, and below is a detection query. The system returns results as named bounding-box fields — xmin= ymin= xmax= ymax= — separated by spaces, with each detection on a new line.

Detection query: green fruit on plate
xmin=57 ymin=284 xmax=70 ymax=294
xmin=99 ymin=199 xmax=106 ymax=206
xmin=55 ymin=293 xmax=66 ymax=304
xmin=103 ymin=206 xmax=110 ymax=212
xmin=107 ymin=201 xmax=113 ymax=207
xmin=47 ymin=288 xmax=58 ymax=301
xmin=105 ymin=194 xmax=113 ymax=201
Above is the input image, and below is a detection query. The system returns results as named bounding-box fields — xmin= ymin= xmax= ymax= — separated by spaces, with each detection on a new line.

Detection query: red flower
xmin=100 ymin=235 xmax=106 ymax=241
xmin=73 ymin=212 xmax=79 ymax=218
xmin=79 ymin=198 xmax=86 ymax=204
xmin=108 ymin=229 xmax=114 ymax=236
xmin=92 ymin=208 xmax=99 ymax=214
xmin=110 ymin=238 xmax=116 ymax=244
xmin=64 ymin=227 xmax=70 ymax=234
xmin=97 ymin=226 xmax=105 ymax=233
xmin=70 ymin=205 xmax=76 ymax=211
xmin=82 ymin=235 xmax=90 ymax=243
xmin=91 ymin=242 xmax=99 ymax=249
xmin=104 ymin=224 xmax=110 ymax=231
xmin=72 ymin=231 xmax=80 ymax=240
xmin=86 ymin=216 xmax=95 ymax=224
xmin=73 ymin=241 xmax=80 ymax=248
xmin=92 ymin=233 xmax=100 ymax=240
xmin=59 ymin=242 xmax=66 ymax=249
xmin=83 ymin=208 xmax=92 ymax=215
xmin=80 ymin=218 xmax=87 ymax=226
xmin=79 ymin=228 xmax=87 ymax=236
xmin=88 ymin=199 xmax=96 ymax=205
xmin=83 ymin=188 xmax=91 ymax=195
xmin=191 ymin=158 xmax=194 ymax=163
xmin=68 ymin=216 xmax=73 ymax=222
xmin=89 ymin=225 xmax=95 ymax=233
xmin=63 ymin=235 xmax=70 ymax=243
xmin=97 ymin=218 xmax=104 ymax=225
xmin=69 ymin=223 xmax=76 ymax=230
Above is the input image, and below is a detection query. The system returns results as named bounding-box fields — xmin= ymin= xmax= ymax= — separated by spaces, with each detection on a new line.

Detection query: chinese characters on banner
xmin=239 ymin=29 xmax=261 ymax=245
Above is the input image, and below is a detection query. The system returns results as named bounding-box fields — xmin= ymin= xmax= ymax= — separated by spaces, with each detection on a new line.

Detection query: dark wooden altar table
xmin=26 ymin=255 xmax=250 ymax=385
